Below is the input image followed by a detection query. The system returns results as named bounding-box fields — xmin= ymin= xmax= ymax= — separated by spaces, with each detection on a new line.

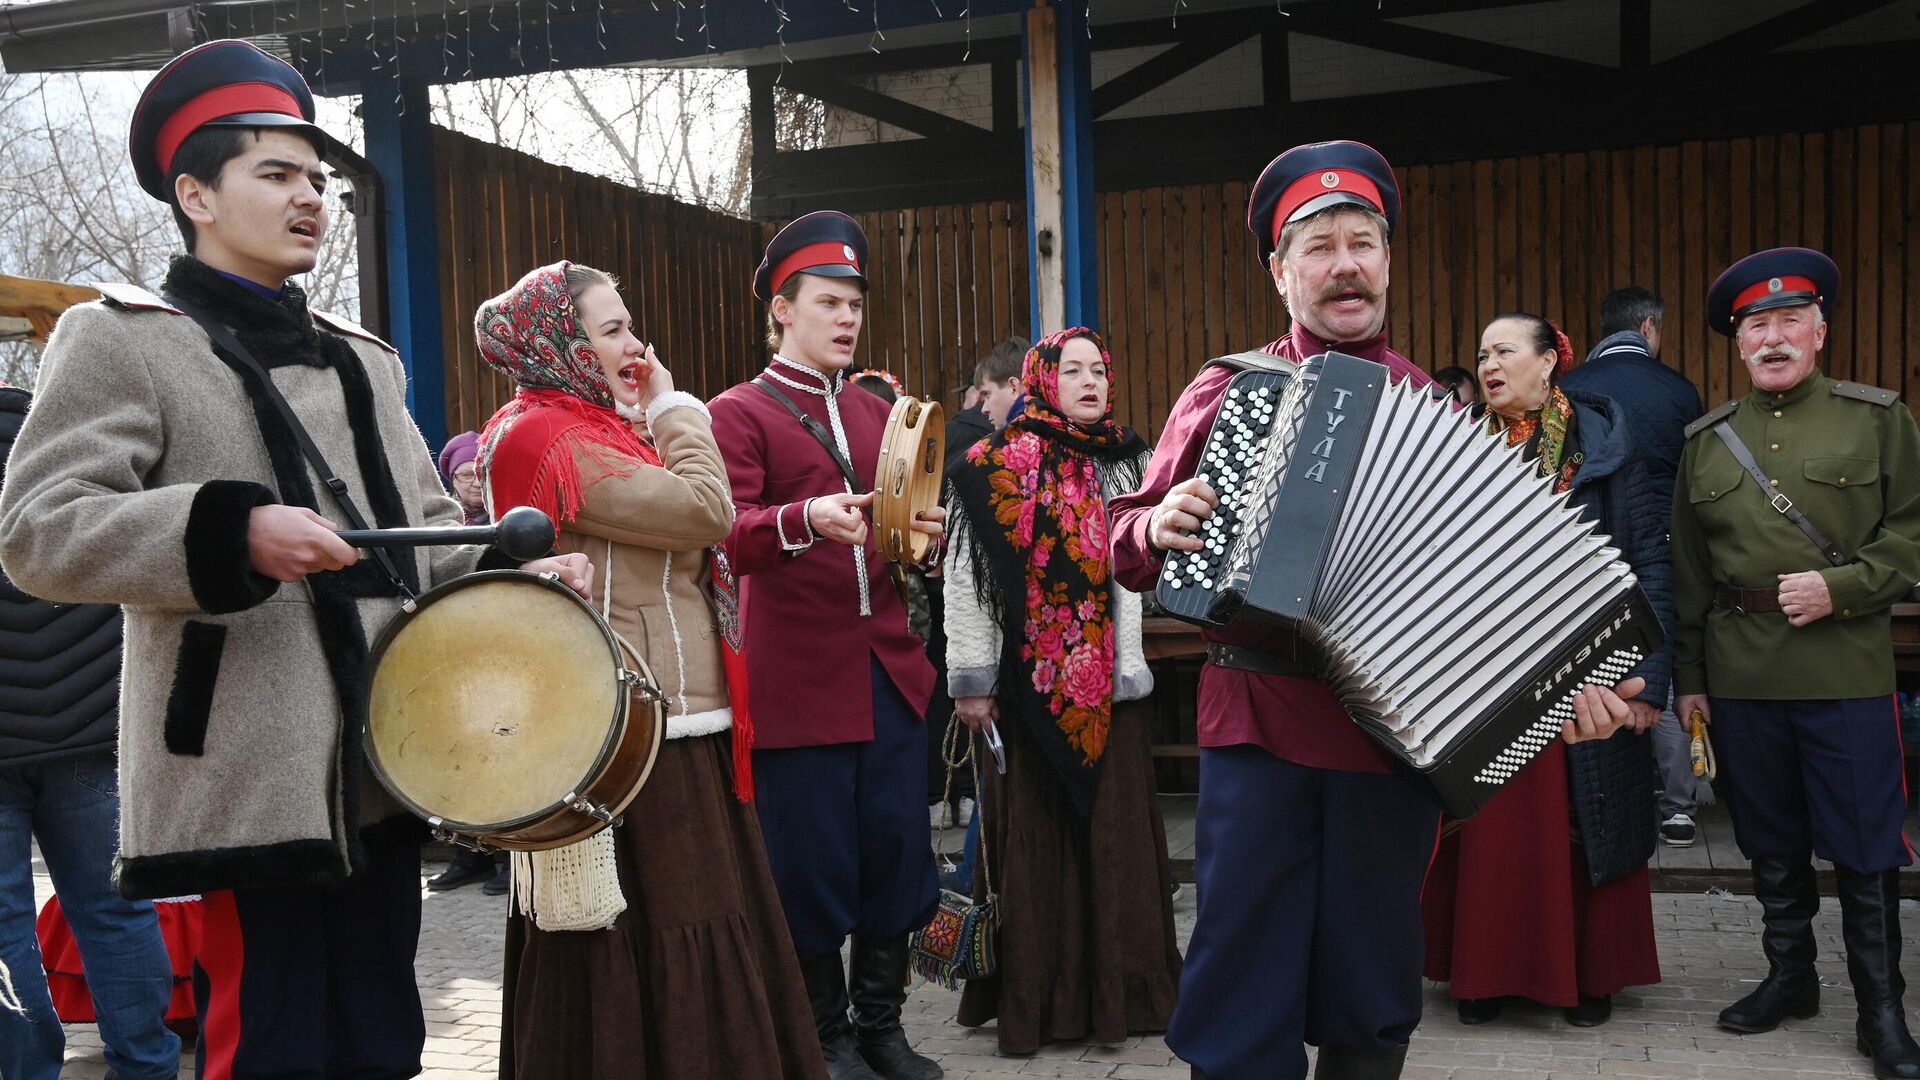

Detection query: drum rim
xmin=875 ymin=395 xmax=944 ymax=564
xmin=363 ymin=568 xmax=652 ymax=834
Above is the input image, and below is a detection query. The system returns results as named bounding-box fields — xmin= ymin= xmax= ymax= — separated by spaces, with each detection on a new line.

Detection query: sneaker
xmin=955 ymin=797 xmax=976 ymax=827
xmin=1660 ymin=813 xmax=1697 ymax=847
xmin=929 ymin=802 xmax=952 ymax=829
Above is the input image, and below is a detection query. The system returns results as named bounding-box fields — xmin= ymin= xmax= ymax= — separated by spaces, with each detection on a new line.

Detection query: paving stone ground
xmin=34 ymin=859 xmax=1916 ymax=1079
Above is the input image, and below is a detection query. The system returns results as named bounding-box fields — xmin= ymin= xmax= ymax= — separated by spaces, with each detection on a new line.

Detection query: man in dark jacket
xmin=0 ymin=384 xmax=181 ymax=1080
xmin=1562 ymin=286 xmax=1706 ymax=849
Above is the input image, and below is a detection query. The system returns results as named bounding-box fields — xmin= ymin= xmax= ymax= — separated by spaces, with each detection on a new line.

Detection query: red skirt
xmin=1421 ymin=741 xmax=1660 ymax=1006
xmin=37 ymin=895 xmax=201 ymax=1022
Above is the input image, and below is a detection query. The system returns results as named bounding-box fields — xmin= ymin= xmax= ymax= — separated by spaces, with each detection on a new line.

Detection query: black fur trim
xmin=165 ymin=621 xmax=226 ymax=755
xmin=114 ymin=839 xmax=344 ymax=901
xmin=360 ymin=813 xmax=431 ymax=849
xmin=184 ymin=481 xmax=280 ymax=614
xmin=477 ymin=545 xmax=526 ymax=572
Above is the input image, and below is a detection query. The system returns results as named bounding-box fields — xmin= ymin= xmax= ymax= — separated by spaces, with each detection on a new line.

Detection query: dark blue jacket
xmin=1561 ymin=331 xmax=1703 ymax=526
xmin=0 ymin=386 xmax=124 ymax=767
xmin=1560 ymin=387 xmax=1671 ymax=886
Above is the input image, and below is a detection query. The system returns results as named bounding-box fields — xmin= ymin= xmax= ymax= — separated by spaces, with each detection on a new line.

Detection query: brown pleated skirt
xmin=499 ymin=732 xmax=828 ymax=1080
xmin=956 ymin=697 xmax=1184 ymax=1054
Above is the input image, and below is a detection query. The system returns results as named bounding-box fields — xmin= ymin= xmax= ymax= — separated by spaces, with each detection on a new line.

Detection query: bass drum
xmin=365 ymin=569 xmax=665 ymax=851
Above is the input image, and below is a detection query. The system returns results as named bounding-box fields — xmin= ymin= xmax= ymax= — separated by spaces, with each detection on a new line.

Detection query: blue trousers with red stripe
xmin=193 ymin=835 xmax=424 ymax=1080
xmin=1711 ymin=695 xmax=1913 ymax=874
xmin=1167 ymin=747 xmax=1440 ymax=1080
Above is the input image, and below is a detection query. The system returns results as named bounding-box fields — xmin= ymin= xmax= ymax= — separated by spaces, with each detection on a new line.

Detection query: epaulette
xmin=92 ymin=283 xmax=184 ymax=316
xmin=1202 ymin=350 xmax=1298 ymax=376
xmin=312 ymin=308 xmax=398 ymax=355
xmin=1684 ymin=399 xmax=1741 ymax=439
xmin=1832 ymin=380 xmax=1900 ymax=407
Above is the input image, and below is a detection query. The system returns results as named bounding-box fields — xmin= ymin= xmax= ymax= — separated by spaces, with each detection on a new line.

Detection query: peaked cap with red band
xmin=753 ymin=210 xmax=868 ymax=301
xmin=1706 ymin=246 xmax=1840 ymax=337
xmin=1247 ymin=140 xmax=1400 ymax=265
xmin=130 ymin=39 xmax=324 ymax=201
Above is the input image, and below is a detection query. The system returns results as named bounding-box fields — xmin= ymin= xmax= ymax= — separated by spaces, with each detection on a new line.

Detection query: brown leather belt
xmin=1715 ymin=584 xmax=1783 ymax=615
xmin=1206 ymin=642 xmax=1321 ymax=677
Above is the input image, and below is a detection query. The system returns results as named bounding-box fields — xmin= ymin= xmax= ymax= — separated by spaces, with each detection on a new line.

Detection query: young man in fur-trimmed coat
xmin=0 ymin=41 xmax=588 ymax=1079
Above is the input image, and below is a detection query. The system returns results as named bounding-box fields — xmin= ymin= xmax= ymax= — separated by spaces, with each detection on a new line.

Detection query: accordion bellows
xmin=1157 ymin=351 xmax=1663 ymax=818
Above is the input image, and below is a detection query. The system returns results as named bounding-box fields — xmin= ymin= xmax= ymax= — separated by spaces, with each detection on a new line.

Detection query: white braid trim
xmin=667 ymin=706 xmax=734 ymax=740
xmin=646 ymin=390 xmax=710 ymax=428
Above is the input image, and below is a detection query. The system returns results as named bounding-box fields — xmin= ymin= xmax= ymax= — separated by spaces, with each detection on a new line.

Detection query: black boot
xmin=1836 ymin=866 xmax=1920 ymax=1079
xmin=798 ymin=949 xmax=882 ymax=1080
xmin=1312 ymin=1042 xmax=1409 ymax=1079
xmin=1719 ymin=856 xmax=1821 ymax=1033
xmin=849 ymin=935 xmax=942 ymax=1080
xmin=425 ymin=846 xmax=494 ymax=891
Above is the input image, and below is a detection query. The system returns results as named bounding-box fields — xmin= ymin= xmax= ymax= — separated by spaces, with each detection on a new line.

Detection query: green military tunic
xmin=1670 ymin=372 xmax=1920 ymax=699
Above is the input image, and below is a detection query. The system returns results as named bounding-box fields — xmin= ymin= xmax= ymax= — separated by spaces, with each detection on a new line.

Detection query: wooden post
xmin=1024 ymin=4 xmax=1066 ymax=335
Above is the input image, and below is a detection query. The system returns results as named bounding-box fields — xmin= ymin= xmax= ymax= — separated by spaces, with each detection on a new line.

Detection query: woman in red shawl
xmin=476 ymin=262 xmax=825 ymax=1080
xmin=942 ymin=328 xmax=1183 ymax=1054
xmin=1422 ymin=313 xmax=1667 ymax=1028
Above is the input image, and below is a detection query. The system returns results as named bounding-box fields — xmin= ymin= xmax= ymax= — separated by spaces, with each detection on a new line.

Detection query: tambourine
xmin=875 ymin=396 xmax=945 ymax=564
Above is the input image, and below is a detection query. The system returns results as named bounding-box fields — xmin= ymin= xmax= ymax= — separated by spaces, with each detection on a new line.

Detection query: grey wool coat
xmin=0 ymin=257 xmax=503 ymax=900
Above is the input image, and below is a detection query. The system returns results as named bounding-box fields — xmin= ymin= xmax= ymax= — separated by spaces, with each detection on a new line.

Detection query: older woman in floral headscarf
xmin=941 ymin=327 xmax=1183 ymax=1055
xmin=475 ymin=262 xmax=826 ymax=1080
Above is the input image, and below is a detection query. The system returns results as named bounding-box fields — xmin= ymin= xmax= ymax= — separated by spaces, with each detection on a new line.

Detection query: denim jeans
xmin=0 ymin=751 xmax=180 ymax=1080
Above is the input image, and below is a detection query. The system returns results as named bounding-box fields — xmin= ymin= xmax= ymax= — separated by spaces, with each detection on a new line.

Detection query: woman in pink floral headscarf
xmin=941 ymin=328 xmax=1182 ymax=1054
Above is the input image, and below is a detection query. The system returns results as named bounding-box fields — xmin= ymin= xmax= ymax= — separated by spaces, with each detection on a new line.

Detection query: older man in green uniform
xmin=1672 ymin=247 xmax=1920 ymax=1079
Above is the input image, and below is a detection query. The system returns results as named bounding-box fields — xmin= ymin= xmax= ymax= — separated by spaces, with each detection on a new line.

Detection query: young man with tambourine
xmin=709 ymin=210 xmax=948 ymax=1080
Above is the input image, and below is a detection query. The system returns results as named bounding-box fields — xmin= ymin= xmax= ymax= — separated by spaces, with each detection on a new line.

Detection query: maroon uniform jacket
xmin=710 ymin=364 xmax=936 ymax=749
xmin=1109 ymin=323 xmax=1433 ymax=772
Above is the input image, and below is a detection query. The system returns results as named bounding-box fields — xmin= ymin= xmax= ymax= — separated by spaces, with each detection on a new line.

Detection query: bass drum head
xmin=367 ymin=572 xmax=622 ymax=831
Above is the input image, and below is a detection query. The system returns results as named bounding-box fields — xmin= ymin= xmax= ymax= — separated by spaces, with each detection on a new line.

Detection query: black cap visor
xmin=1286 ymin=190 xmax=1382 ymax=227
xmin=1734 ymin=291 xmax=1820 ymax=323
xmin=795 ymin=263 xmax=866 ymax=281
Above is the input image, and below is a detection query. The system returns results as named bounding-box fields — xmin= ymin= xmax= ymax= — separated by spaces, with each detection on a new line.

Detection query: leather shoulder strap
xmin=1202 ymin=350 xmax=1297 ymax=376
xmin=1708 ymin=421 xmax=1849 ymax=568
xmin=1832 ymin=380 xmax=1900 ymax=407
xmin=1684 ymin=399 xmax=1741 ymax=439
xmin=312 ymin=309 xmax=398 ymax=354
xmin=749 ymin=377 xmax=860 ymax=490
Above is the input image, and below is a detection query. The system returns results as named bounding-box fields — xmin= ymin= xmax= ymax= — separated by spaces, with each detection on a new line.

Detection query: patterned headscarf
xmin=947 ymin=327 xmax=1148 ymax=817
xmin=474 ymin=262 xmax=756 ymax=800
xmin=1484 ymin=318 xmax=1582 ymax=493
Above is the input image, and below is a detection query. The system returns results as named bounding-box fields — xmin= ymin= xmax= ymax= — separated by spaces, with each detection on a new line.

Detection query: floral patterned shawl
xmin=946 ymin=328 xmax=1148 ymax=817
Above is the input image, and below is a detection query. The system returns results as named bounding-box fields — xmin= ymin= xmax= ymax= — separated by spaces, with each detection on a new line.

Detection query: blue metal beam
xmin=300 ymin=0 xmax=1032 ymax=95
xmin=360 ymin=72 xmax=449 ymax=448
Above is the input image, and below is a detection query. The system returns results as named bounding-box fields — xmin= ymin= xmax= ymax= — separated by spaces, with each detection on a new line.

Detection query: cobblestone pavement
xmin=35 ymin=859 xmax=1915 ymax=1079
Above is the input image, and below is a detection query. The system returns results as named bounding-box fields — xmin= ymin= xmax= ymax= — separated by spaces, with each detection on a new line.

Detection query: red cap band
xmin=771 ymin=240 xmax=862 ymax=297
xmin=1271 ymin=168 xmax=1385 ymax=249
xmin=155 ymin=83 xmax=305 ymax=177
xmin=1732 ymin=274 xmax=1819 ymax=316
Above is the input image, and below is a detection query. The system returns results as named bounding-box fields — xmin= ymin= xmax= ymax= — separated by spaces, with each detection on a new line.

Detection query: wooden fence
xmin=432 ymin=127 xmax=765 ymax=437
xmin=431 ymin=121 xmax=1919 ymax=444
xmin=843 ymin=120 xmax=1920 ymax=441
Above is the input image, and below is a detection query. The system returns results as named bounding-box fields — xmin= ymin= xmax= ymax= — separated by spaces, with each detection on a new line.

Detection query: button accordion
xmin=1157 ymin=350 xmax=1664 ymax=818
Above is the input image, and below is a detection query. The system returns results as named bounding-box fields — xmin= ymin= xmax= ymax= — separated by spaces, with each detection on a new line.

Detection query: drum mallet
xmin=336 ymin=505 xmax=557 ymax=562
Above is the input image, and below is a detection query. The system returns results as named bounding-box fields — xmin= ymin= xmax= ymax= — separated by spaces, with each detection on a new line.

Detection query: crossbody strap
xmin=1709 ymin=420 xmax=1848 ymax=568
xmin=749 ymin=377 xmax=860 ymax=491
xmin=167 ymin=294 xmax=416 ymax=598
